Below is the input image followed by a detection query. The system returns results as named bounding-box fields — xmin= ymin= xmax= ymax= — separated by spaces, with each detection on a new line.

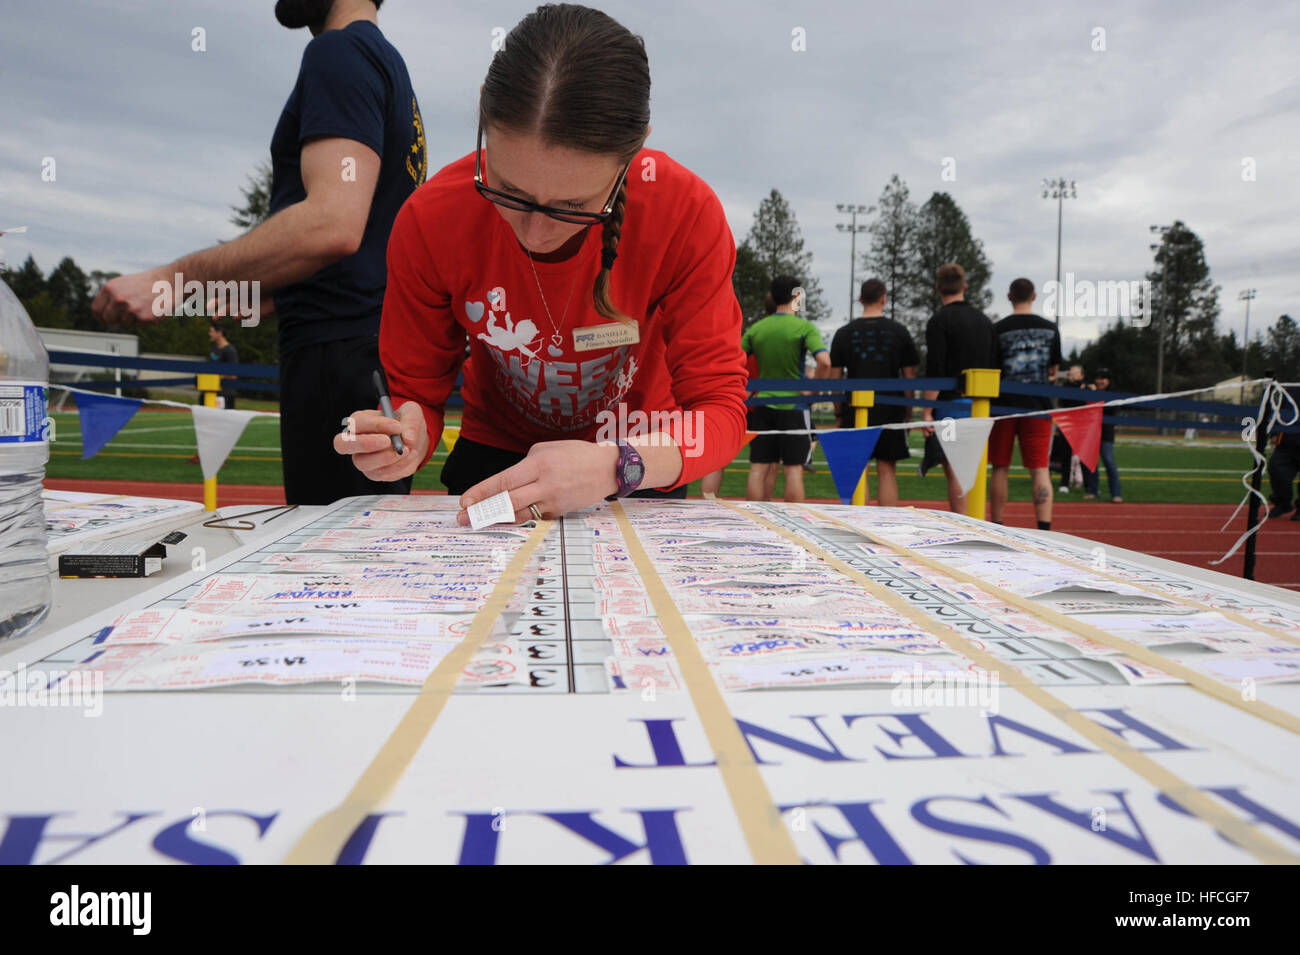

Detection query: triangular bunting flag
xmin=818 ymin=428 xmax=882 ymax=504
xmin=442 ymin=426 xmax=461 ymax=454
xmin=1051 ymin=403 xmax=1103 ymax=471
xmin=741 ymin=431 xmax=758 ymax=447
xmin=75 ymin=391 xmax=142 ymax=459
xmin=936 ymin=417 xmax=995 ymax=496
xmin=191 ymin=405 xmax=258 ymax=480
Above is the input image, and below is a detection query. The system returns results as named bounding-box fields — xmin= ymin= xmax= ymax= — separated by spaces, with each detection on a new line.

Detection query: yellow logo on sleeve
xmin=406 ymin=97 xmax=427 ymax=185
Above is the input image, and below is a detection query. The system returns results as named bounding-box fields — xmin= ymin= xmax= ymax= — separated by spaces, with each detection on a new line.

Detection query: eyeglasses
xmin=474 ymin=124 xmax=629 ymax=225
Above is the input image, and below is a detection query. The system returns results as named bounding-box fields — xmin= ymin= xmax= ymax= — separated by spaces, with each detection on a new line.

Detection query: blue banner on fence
xmin=818 ymin=427 xmax=883 ymax=504
xmin=75 ymin=391 xmax=143 ymax=459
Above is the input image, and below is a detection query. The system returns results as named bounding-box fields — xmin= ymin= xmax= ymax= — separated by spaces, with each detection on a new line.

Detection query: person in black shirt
xmin=93 ymin=0 xmax=425 ymax=505
xmin=1266 ymin=376 xmax=1300 ymax=519
xmin=1082 ymin=369 xmax=1122 ymax=501
xmin=988 ymin=279 xmax=1061 ymax=529
xmin=829 ymin=278 xmax=918 ymax=506
xmin=921 ymin=263 xmax=998 ymax=512
xmin=1053 ymin=364 xmax=1086 ymax=491
xmin=208 ymin=321 xmax=239 ymax=410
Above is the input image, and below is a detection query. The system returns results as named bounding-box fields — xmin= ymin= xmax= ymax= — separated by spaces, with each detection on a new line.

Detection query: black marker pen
xmin=373 ymin=368 xmax=404 ymax=455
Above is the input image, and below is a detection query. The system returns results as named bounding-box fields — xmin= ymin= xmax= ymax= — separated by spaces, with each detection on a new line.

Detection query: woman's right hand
xmin=332 ymin=404 xmax=429 ymax=482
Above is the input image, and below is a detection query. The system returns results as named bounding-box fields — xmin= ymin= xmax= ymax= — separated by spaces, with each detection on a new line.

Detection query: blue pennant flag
xmin=818 ymin=427 xmax=882 ymax=503
xmin=76 ymin=391 xmax=142 ymax=459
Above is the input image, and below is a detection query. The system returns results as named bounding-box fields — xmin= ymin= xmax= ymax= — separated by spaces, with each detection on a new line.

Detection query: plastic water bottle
xmin=0 ymin=277 xmax=51 ymax=640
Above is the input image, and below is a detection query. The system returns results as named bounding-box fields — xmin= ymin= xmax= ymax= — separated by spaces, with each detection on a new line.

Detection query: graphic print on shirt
xmin=470 ymin=285 xmax=640 ymax=432
xmin=999 ymin=327 xmax=1057 ymax=382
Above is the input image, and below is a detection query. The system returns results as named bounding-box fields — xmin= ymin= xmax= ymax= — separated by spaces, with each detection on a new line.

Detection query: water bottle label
xmin=0 ymin=381 xmax=47 ymax=444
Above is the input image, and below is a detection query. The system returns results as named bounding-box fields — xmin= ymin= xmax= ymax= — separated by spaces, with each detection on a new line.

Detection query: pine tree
xmin=907 ymin=192 xmax=994 ymax=318
xmin=1146 ymin=222 xmax=1220 ymax=389
xmin=739 ymin=189 xmax=831 ymax=332
xmin=231 ymin=161 xmax=274 ymax=229
xmin=862 ymin=175 xmax=918 ymax=331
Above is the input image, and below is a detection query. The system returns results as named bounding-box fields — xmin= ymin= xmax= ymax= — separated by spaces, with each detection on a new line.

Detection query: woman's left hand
xmin=456 ymin=440 xmax=620 ymax=526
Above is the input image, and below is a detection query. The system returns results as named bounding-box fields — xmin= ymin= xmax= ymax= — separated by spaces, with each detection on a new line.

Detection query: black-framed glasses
xmin=474 ymin=124 xmax=629 ymax=224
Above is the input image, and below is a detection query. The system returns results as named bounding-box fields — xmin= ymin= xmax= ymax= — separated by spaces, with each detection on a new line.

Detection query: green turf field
xmin=44 ymin=402 xmax=1265 ymax=504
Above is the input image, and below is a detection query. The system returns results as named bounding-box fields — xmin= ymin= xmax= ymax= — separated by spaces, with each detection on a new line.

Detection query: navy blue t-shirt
xmin=269 ymin=20 xmax=426 ymax=354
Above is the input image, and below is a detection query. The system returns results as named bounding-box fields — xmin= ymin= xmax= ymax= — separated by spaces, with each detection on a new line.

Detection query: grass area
xmin=44 ymin=404 xmax=1264 ymax=505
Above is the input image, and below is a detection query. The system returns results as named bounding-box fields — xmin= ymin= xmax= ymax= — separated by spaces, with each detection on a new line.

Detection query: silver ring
xmin=528 ymin=503 xmax=544 ymax=522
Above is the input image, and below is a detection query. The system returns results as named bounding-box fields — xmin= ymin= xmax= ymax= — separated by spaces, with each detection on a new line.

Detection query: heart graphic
xmin=465 ymin=300 xmax=485 ymax=323
xmin=548 ymin=345 xmax=564 ymax=357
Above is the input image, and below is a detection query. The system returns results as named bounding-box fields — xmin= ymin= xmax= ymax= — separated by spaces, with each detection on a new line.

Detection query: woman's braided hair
xmin=480 ymin=4 xmax=649 ymax=325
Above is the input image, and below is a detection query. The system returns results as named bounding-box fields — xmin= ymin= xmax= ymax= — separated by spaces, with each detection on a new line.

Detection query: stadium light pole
xmin=1041 ymin=178 xmax=1077 ymax=326
xmin=1150 ymin=224 xmax=1172 ymax=396
xmin=836 ymin=203 xmax=870 ymax=321
xmin=1238 ymin=288 xmax=1257 ymax=403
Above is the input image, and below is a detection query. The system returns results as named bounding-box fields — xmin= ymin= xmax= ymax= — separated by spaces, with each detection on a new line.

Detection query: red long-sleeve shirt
xmin=379 ymin=147 xmax=747 ymax=490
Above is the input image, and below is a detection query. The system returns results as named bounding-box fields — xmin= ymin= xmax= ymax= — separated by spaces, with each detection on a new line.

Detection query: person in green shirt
xmin=741 ymin=275 xmax=830 ymax=502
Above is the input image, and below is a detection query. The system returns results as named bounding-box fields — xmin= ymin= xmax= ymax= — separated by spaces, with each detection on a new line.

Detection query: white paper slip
xmin=94 ymin=608 xmax=474 ymax=646
xmin=1183 ymin=652 xmax=1300 ymax=685
xmin=468 ymin=490 xmax=519 ymax=530
xmin=183 ymin=574 xmax=493 ymax=614
xmin=717 ymin=655 xmax=995 ymax=692
xmin=65 ymin=636 xmax=462 ymax=690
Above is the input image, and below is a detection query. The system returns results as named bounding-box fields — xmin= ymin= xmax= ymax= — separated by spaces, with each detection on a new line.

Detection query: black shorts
xmin=441 ymin=434 xmax=688 ymax=499
xmin=279 ymin=334 xmax=413 ymax=506
xmin=747 ymin=406 xmax=812 ymax=465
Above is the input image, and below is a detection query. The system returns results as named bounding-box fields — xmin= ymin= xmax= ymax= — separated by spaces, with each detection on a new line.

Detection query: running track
xmin=46 ymin=479 xmax=1300 ymax=593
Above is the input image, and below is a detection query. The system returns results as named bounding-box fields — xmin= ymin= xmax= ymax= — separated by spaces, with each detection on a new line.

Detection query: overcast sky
xmin=2 ymin=0 xmax=1297 ymax=357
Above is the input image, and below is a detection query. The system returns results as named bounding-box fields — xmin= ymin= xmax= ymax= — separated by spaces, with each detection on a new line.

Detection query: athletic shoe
xmin=1111 ymin=497 xmax=1123 ymax=503
xmin=1291 ymin=511 xmax=1300 ymax=522
xmin=1083 ymin=494 xmax=1098 ymax=500
xmin=1269 ymin=505 xmax=1295 ymax=519
xmin=1058 ymin=486 xmax=1069 ymax=493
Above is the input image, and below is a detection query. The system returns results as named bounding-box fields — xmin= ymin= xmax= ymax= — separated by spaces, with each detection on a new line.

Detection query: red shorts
xmin=989 ymin=416 xmax=1053 ymax=469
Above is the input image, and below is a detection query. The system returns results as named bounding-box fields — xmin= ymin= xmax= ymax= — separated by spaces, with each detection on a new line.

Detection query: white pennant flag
xmin=191 ymin=406 xmax=259 ymax=480
xmin=936 ymin=417 xmax=995 ymax=495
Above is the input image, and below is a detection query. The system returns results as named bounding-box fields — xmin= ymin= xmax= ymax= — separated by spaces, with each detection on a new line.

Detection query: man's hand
xmin=456 ymin=440 xmax=620 ymax=526
xmin=93 ymin=267 xmax=170 ymax=325
xmin=333 ymin=404 xmax=427 ymax=482
xmin=922 ymin=408 xmax=935 ymax=438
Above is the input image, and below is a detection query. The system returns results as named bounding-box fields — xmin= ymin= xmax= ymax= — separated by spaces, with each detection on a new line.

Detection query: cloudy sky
xmin=2 ymin=0 xmax=1297 ymax=357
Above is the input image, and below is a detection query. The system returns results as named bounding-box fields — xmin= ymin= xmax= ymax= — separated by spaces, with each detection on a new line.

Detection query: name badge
xmin=572 ymin=321 xmax=640 ymax=352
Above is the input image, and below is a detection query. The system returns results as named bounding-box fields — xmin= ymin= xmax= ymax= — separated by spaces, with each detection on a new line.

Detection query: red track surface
xmin=45 ymin=479 xmax=1300 ymax=592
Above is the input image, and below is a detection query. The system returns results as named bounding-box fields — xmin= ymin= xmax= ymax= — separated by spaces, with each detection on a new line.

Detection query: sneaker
xmin=1058 ymin=486 xmax=1069 ymax=494
xmin=1111 ymin=496 xmax=1123 ymax=503
xmin=1291 ymin=511 xmax=1300 ymax=522
xmin=1269 ymin=505 xmax=1295 ymax=519
xmin=1083 ymin=494 xmax=1098 ymax=500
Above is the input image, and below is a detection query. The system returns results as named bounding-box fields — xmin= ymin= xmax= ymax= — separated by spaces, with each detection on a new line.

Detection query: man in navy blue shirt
xmin=94 ymin=0 xmax=425 ymax=504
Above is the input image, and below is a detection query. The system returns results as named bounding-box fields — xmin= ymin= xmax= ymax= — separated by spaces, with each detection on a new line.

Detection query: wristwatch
xmin=605 ymin=440 xmax=646 ymax=501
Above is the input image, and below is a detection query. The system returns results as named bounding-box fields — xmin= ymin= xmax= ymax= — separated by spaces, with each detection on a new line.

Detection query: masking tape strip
xmin=282 ymin=518 xmax=552 ymax=865
xmin=816 ymin=505 xmax=1300 ymax=736
xmin=611 ymin=501 xmax=802 ymax=865
xmin=923 ymin=508 xmax=1300 ymax=648
xmin=718 ymin=499 xmax=1296 ymax=864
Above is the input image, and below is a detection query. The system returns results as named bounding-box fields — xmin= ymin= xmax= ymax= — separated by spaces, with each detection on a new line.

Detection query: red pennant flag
xmin=1051 ymin=402 xmax=1103 ymax=471
xmin=741 ymin=431 xmax=758 ymax=447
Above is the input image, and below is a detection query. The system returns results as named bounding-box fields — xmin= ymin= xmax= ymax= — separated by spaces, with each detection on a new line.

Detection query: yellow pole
xmin=196 ymin=373 xmax=221 ymax=512
xmin=850 ymin=390 xmax=874 ymax=505
xmin=961 ymin=368 xmax=1001 ymax=520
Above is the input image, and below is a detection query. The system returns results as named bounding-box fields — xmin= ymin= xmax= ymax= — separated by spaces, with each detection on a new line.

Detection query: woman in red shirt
xmin=334 ymin=4 xmax=747 ymax=525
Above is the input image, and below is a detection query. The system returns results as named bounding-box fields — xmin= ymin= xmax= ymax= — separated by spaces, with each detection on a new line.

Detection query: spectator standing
xmin=988 ymin=278 xmax=1061 ymax=529
xmin=921 ymin=263 xmax=998 ymax=513
xmin=1053 ymin=363 xmax=1086 ymax=492
xmin=743 ymin=276 xmax=830 ymax=502
xmin=1267 ymin=377 xmax=1300 ymax=520
xmin=208 ymin=321 xmax=239 ymax=410
xmin=1082 ymin=368 xmax=1122 ymax=502
xmin=828 ymin=278 xmax=918 ymax=506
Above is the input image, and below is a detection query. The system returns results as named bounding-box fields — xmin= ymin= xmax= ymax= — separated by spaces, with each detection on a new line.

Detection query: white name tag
xmin=573 ymin=321 xmax=640 ymax=352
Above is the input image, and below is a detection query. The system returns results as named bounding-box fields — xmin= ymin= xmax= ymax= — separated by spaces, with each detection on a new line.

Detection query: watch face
xmin=627 ymin=462 xmax=645 ymax=484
